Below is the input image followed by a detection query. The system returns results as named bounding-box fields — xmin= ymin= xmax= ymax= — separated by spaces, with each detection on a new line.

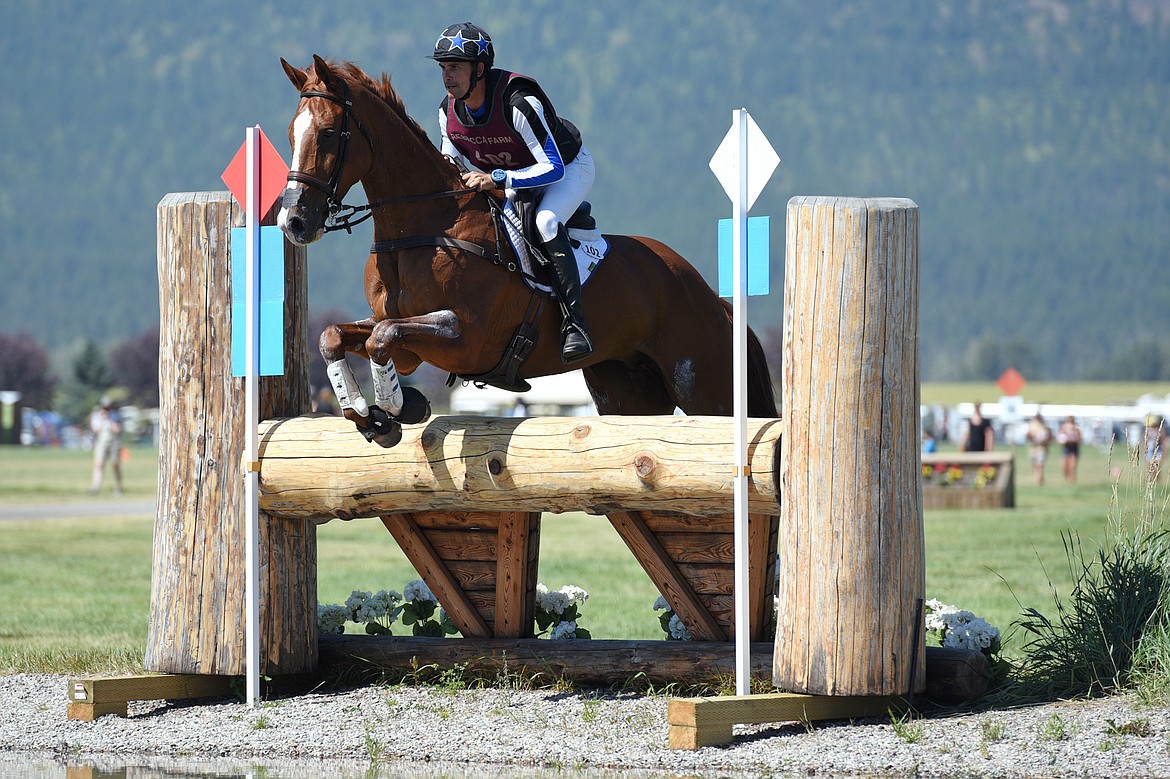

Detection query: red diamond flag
xmin=997 ymin=367 xmax=1026 ymax=397
xmin=221 ymin=128 xmax=290 ymax=215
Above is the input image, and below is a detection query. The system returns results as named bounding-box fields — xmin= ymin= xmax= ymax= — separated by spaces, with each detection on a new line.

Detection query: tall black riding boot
xmin=542 ymin=224 xmax=594 ymax=363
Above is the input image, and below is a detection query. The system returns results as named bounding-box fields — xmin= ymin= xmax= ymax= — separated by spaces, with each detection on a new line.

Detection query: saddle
xmin=445 ymin=196 xmax=606 ymax=393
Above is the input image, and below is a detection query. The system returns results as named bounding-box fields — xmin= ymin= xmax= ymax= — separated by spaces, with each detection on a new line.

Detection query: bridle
xmin=285 ymin=80 xmax=375 ymax=230
xmin=287 ymin=80 xmax=477 ymax=234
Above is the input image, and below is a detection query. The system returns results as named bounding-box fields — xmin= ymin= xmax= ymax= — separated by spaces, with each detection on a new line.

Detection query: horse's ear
xmin=281 ymin=58 xmax=308 ymax=91
xmin=312 ymin=54 xmax=338 ymax=92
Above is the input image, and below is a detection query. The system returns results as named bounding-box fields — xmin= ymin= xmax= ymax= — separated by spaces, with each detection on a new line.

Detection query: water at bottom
xmin=0 ymin=753 xmax=697 ymax=779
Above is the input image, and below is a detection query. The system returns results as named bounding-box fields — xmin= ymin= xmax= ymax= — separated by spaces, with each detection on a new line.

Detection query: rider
xmin=431 ymin=21 xmax=596 ymax=364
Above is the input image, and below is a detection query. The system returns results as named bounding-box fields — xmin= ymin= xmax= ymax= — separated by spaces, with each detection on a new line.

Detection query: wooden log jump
xmin=141 ymin=191 xmax=938 ymax=742
xmin=258 ymin=413 xmax=783 ymax=642
xmin=144 ymin=191 xmax=782 ymax=679
xmin=257 ymin=414 xmax=783 ymax=519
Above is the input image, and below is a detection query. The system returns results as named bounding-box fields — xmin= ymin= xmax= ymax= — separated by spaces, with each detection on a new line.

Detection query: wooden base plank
xmin=667 ymin=692 xmax=906 ymax=750
xmin=319 ymin=637 xmax=985 ymax=702
xmin=68 ymin=674 xmax=236 ymax=704
xmin=66 ymin=701 xmax=128 ymax=722
xmin=66 ymin=674 xmax=236 ymax=720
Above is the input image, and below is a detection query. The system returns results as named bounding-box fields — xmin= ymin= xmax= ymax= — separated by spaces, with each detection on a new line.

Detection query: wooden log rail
xmin=256 ymin=414 xmax=783 ymax=520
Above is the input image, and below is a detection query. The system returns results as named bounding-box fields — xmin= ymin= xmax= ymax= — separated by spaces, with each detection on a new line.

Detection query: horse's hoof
xmin=397 ymin=387 xmax=432 ymax=425
xmin=360 ymin=406 xmax=402 ymax=448
xmin=367 ymin=427 xmax=403 ymax=448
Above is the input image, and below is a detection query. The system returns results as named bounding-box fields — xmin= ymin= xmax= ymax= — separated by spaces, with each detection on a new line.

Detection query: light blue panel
xmin=231 ymin=226 xmax=286 ymax=377
xmin=260 ymin=299 xmax=284 ymax=376
xmin=718 ymin=217 xmax=771 ymax=297
xmin=748 ymin=215 xmax=770 ymax=296
xmin=231 ymin=228 xmax=246 ymax=376
xmin=259 ymin=227 xmax=285 ymax=302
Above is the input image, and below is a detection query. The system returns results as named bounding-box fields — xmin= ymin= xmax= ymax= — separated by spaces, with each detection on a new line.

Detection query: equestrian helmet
xmin=430 ymin=22 xmax=494 ymax=69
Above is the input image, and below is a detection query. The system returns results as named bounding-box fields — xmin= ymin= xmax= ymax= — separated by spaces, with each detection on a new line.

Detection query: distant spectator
xmin=922 ymin=429 xmax=938 ymax=454
xmin=1025 ymin=413 xmax=1053 ymax=485
xmin=88 ymin=396 xmax=124 ymax=496
xmin=1057 ymin=415 xmax=1083 ymax=484
xmin=960 ymin=403 xmax=995 ymax=452
xmin=312 ymin=386 xmax=340 ymax=416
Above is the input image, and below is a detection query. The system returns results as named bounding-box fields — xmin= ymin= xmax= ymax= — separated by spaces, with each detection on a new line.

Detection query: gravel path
xmin=2 ymin=674 xmax=1170 ymax=777
xmin=0 ymin=499 xmax=156 ymax=521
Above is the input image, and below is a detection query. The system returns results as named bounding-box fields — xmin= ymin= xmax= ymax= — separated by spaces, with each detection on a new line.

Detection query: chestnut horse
xmin=278 ymin=56 xmax=776 ymax=445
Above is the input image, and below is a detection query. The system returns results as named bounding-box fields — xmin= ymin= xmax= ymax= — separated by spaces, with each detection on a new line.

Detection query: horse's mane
xmin=319 ymin=60 xmax=433 ymax=148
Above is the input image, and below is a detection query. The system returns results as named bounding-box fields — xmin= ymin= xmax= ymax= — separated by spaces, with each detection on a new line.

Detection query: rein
xmin=292 ymin=80 xmax=541 ymax=279
xmin=290 ymin=84 xmax=477 ymax=234
xmin=326 ymin=186 xmax=478 ymax=234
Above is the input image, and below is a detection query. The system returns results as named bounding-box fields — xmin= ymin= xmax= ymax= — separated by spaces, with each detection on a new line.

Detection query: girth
xmin=370 ymin=235 xmax=500 ymax=265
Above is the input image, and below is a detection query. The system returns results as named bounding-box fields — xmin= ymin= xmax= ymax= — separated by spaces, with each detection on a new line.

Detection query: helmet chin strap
xmin=460 ymin=62 xmax=485 ymax=102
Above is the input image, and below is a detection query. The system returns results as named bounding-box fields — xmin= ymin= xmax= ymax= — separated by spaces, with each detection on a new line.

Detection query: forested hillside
xmin=2 ymin=1 xmax=1168 ymax=380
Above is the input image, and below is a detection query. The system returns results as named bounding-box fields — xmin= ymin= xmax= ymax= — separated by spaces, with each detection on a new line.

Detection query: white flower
xmin=549 ymin=620 xmax=578 ymax=640
xmin=561 ymin=585 xmax=589 ymax=606
xmin=404 ymin=579 xmax=436 ymax=603
xmin=316 ymin=603 xmax=349 ymax=634
xmin=653 ymin=595 xmax=670 ymax=612
xmin=668 ymin=613 xmax=693 ymax=641
xmin=371 ymin=589 xmax=404 ymax=621
xmin=925 ymin=598 xmax=1000 ymax=654
xmin=345 ymin=590 xmax=374 ymax=620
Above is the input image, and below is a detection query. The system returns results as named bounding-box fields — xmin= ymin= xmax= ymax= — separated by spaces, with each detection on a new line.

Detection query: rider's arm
xmin=498 ymin=88 xmax=566 ymax=190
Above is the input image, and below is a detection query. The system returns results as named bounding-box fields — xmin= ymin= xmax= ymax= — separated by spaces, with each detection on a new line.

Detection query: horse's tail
xmin=747 ymin=326 xmax=779 ymax=418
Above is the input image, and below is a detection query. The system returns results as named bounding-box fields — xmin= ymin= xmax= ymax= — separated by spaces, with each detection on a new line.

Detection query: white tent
xmin=449 ymin=370 xmax=596 ymax=416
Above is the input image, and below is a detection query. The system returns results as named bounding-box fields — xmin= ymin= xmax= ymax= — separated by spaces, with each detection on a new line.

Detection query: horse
xmin=277 ymin=55 xmax=776 ymax=446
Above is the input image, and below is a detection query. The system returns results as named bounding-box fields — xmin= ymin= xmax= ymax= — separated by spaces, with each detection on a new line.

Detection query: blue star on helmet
xmin=470 ymin=32 xmax=491 ymax=56
xmin=444 ymin=31 xmax=472 ymax=54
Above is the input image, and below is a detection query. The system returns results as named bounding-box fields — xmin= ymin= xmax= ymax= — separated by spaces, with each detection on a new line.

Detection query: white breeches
xmin=529 ymin=146 xmax=595 ymax=242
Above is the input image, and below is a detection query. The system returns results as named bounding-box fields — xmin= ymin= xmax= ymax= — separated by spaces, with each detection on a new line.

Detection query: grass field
xmin=920 ymin=381 xmax=1170 ymax=407
xmin=1 ymin=428 xmax=1165 ymax=674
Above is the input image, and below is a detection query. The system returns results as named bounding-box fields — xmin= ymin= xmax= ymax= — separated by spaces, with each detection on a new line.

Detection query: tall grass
xmin=1006 ymin=444 xmax=1170 ymax=702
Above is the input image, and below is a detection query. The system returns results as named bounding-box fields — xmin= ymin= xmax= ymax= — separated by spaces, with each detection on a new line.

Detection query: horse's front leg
xmin=364 ymin=309 xmax=463 ymax=430
xmin=321 ymin=310 xmax=460 ymax=447
xmin=317 ymin=319 xmax=396 ymax=443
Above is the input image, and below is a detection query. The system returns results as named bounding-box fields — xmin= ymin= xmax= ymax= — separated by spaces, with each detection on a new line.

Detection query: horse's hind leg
xmin=582 ymin=359 xmax=677 ymax=415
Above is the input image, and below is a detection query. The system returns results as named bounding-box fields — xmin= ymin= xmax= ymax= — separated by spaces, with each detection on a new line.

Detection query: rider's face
xmin=440 ymin=61 xmax=477 ymax=100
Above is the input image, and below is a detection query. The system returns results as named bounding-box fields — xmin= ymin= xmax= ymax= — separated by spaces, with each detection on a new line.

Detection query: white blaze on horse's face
xmin=277 ymin=107 xmax=324 ymax=243
xmin=290 ymin=107 xmax=315 ymax=176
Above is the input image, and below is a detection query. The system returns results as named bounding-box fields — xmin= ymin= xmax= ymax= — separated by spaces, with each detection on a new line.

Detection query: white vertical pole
xmin=732 ymin=108 xmax=751 ymax=696
xmin=244 ymin=125 xmax=261 ymax=707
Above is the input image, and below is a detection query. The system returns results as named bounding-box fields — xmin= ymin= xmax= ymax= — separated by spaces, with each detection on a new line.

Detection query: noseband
xmin=286 ymin=80 xmax=375 ymax=225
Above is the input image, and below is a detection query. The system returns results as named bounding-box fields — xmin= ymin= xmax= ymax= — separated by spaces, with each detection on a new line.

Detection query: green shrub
xmin=1010 ymin=451 xmax=1170 ymax=701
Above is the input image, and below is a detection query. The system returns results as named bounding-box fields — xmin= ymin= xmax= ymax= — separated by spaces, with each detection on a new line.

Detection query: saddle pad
xmin=502 ymin=200 xmax=609 ymax=294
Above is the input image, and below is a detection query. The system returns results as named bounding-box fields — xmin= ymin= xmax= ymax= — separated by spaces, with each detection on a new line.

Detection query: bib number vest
xmin=446 ymin=70 xmax=580 ymax=172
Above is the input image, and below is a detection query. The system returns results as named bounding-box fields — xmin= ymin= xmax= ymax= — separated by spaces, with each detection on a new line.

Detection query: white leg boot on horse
xmin=326 ymin=358 xmax=398 ymax=447
xmin=543 ymin=224 xmax=594 ymax=364
xmin=326 ymin=359 xmax=368 ymax=418
xmin=370 ymin=358 xmax=431 ymax=426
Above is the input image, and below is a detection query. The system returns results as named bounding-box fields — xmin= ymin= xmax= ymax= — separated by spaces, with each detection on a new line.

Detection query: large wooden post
xmin=774 ymin=196 xmax=925 ymax=696
xmin=145 ymin=191 xmax=316 ymax=676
